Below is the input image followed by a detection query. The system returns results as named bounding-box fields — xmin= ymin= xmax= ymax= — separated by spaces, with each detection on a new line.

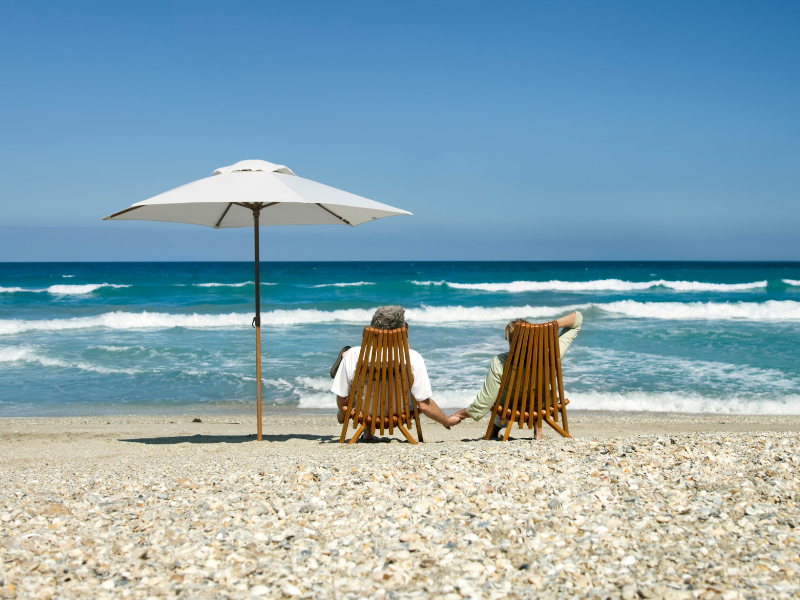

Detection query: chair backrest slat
xmin=379 ymin=330 xmax=389 ymax=435
xmin=521 ymin=324 xmax=537 ymax=427
xmin=507 ymin=325 xmax=530 ymax=427
xmin=525 ymin=324 xmax=540 ymax=429
xmin=340 ymin=328 xmax=372 ymax=442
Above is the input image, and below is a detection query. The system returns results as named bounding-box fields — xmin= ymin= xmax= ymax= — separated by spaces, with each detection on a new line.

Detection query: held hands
xmin=446 ymin=414 xmax=462 ymax=428
xmin=447 ymin=409 xmax=469 ymax=427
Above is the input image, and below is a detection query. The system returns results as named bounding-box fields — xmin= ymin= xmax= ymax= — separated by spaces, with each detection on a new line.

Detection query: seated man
xmin=331 ymin=305 xmax=460 ymax=438
xmin=450 ymin=311 xmax=583 ymax=439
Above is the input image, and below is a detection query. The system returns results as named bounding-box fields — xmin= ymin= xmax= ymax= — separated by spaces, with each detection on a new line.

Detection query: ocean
xmin=1 ymin=261 xmax=799 ymax=417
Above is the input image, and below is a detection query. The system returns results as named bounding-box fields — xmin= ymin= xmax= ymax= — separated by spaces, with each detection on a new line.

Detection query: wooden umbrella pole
xmin=253 ymin=203 xmax=263 ymax=441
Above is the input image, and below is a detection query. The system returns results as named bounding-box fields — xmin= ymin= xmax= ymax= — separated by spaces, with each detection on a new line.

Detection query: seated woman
xmin=450 ymin=311 xmax=583 ymax=439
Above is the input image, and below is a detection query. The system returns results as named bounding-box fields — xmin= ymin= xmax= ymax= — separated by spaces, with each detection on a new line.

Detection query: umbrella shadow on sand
xmin=119 ymin=433 xmax=340 ymax=445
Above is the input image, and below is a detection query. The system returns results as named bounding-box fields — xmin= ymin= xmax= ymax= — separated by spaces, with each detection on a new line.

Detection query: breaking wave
xmin=0 ymin=346 xmax=144 ymax=375
xmin=566 ymin=391 xmax=800 ymax=415
xmin=290 ymin=384 xmax=800 ymax=415
xmin=193 ymin=282 xmax=277 ymax=287
xmin=597 ymin=299 xmax=799 ymax=320
xmin=0 ymin=311 xmax=251 ymax=336
xmin=0 ymin=283 xmax=131 ymax=295
xmin=784 ymin=279 xmax=800 ymax=286
xmin=411 ymin=279 xmax=768 ymax=292
xmin=2 ymin=300 xmax=798 ymax=336
xmin=311 ymin=282 xmax=375 ymax=288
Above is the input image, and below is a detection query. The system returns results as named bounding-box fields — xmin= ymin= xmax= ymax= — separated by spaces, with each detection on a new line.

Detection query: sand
xmin=1 ymin=412 xmax=799 ymax=599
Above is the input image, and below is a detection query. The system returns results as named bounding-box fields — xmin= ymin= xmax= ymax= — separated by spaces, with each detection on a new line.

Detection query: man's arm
xmin=556 ymin=312 xmax=576 ymax=329
xmin=418 ymin=398 xmax=461 ymax=429
xmin=556 ymin=311 xmax=582 ymax=359
xmin=455 ymin=354 xmax=505 ymax=422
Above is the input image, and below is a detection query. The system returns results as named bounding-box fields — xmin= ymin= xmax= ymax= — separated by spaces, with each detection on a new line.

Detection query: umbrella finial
xmin=213 ymin=159 xmax=296 ymax=176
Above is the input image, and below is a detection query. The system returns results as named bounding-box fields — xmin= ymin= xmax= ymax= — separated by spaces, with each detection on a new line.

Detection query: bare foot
xmin=337 ymin=410 xmax=345 ymax=424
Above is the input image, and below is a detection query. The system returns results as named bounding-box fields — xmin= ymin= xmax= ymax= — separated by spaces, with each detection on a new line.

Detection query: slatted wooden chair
xmin=339 ymin=326 xmax=424 ymax=445
xmin=484 ymin=321 xmax=572 ymax=441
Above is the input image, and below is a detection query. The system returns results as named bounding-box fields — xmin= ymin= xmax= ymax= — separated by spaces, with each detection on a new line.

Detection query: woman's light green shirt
xmin=465 ymin=311 xmax=583 ymax=422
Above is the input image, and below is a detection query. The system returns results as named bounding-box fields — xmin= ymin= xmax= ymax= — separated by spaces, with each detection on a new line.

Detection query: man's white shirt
xmin=331 ymin=346 xmax=433 ymax=402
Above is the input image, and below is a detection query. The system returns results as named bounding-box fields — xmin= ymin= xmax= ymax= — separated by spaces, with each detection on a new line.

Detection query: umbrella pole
xmin=253 ymin=204 xmax=263 ymax=441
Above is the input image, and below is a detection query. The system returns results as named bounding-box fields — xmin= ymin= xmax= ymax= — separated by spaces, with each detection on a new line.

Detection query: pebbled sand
xmin=1 ymin=412 xmax=799 ymax=599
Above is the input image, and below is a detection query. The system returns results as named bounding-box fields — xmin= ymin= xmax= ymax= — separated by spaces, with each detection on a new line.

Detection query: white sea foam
xmin=571 ymin=348 xmax=800 ymax=399
xmin=0 ymin=283 xmax=130 ymax=294
xmin=62 ymin=275 xmax=74 ymax=278
xmin=0 ymin=346 xmax=143 ymax=375
xmin=411 ymin=279 xmax=767 ymax=292
xmin=597 ymin=299 xmax=800 ymax=320
xmin=294 ymin=385 xmax=800 ymax=415
xmin=326 ymin=386 xmax=800 ymax=414
xmin=295 ymin=376 xmax=334 ymax=392
xmin=311 ymin=282 xmax=375 ymax=288
xmin=0 ymin=311 xmax=251 ymax=336
xmin=195 ymin=281 xmax=253 ymax=288
xmin=262 ymin=301 xmax=800 ymax=324
xmin=89 ymin=345 xmax=146 ymax=352
xmin=566 ymin=391 xmax=800 ymax=415
xmin=296 ymin=376 xmax=338 ymax=409
xmin=261 ymin=305 xmax=568 ymax=326
xmin=2 ymin=300 xmax=797 ymax=336
xmin=194 ymin=281 xmax=277 ymax=287
xmin=48 ymin=284 xmax=131 ymax=294
xmin=784 ymin=279 xmax=800 ymax=286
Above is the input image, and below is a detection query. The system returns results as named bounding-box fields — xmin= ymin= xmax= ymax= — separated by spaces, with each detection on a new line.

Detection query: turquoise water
xmin=1 ymin=261 xmax=799 ymax=417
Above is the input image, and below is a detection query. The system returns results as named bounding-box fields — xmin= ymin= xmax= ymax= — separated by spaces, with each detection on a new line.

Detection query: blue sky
xmin=1 ymin=1 xmax=798 ymax=261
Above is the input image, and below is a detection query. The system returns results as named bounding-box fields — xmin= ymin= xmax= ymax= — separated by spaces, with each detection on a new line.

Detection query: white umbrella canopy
xmin=103 ymin=159 xmax=412 ymax=440
xmin=104 ymin=159 xmax=411 ymax=227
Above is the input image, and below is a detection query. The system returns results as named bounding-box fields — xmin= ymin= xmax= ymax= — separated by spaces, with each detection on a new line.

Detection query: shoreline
xmin=3 ymin=408 xmax=800 ymax=420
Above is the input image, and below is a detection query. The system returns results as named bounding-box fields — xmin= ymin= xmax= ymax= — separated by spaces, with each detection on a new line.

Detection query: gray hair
xmin=370 ymin=305 xmax=406 ymax=330
xmin=504 ymin=318 xmax=530 ymax=343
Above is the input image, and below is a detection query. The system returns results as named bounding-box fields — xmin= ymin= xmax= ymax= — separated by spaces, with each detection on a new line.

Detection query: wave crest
xmin=411 ymin=279 xmax=767 ymax=292
xmin=193 ymin=282 xmax=277 ymax=288
xmin=0 ymin=283 xmax=130 ymax=295
xmin=2 ymin=300 xmax=798 ymax=336
xmin=566 ymin=391 xmax=800 ymax=415
xmin=311 ymin=282 xmax=375 ymax=288
xmin=599 ymin=299 xmax=799 ymax=320
xmin=0 ymin=346 xmax=143 ymax=375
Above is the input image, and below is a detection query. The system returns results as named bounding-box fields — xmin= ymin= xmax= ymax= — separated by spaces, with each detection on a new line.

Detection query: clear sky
xmin=1 ymin=1 xmax=798 ymax=261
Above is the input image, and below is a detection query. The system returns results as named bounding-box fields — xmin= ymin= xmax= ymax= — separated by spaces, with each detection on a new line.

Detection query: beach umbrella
xmin=103 ymin=159 xmax=411 ymax=440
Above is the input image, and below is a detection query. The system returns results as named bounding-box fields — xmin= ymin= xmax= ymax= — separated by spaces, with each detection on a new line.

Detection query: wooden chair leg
xmin=543 ymin=415 xmax=572 ymax=438
xmin=397 ymin=422 xmax=418 ymax=445
xmin=501 ymin=417 xmax=515 ymax=441
xmin=347 ymin=422 xmax=367 ymax=444
xmin=484 ymin=406 xmax=500 ymax=440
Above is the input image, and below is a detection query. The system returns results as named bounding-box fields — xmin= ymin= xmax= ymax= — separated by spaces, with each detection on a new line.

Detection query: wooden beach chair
xmin=339 ymin=327 xmax=424 ymax=445
xmin=484 ymin=321 xmax=572 ymax=441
